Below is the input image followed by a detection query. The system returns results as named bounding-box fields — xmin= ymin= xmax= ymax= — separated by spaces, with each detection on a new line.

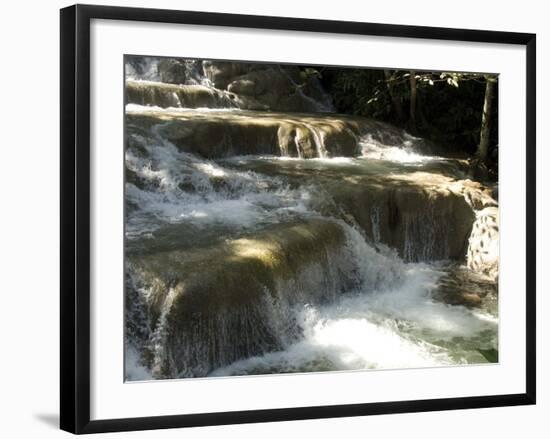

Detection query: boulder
xmin=466 ymin=206 xmax=499 ymax=280
xmin=225 ymin=67 xmax=332 ymax=112
xmin=202 ymin=61 xmax=333 ymax=112
xmin=433 ymin=266 xmax=498 ymax=309
xmin=202 ymin=61 xmax=255 ymax=89
xmin=157 ymin=58 xmax=189 ymax=84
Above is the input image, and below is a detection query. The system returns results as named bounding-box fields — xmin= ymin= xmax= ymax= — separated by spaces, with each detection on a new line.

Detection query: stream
xmin=124 ymin=57 xmax=499 ymax=381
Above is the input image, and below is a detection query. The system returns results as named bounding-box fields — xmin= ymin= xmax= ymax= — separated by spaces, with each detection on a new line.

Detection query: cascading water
xmin=124 ymin=58 xmax=499 ymax=381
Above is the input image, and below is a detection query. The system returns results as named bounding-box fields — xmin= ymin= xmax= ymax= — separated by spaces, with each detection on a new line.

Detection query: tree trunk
xmin=409 ymin=70 xmax=418 ymax=134
xmin=384 ymin=69 xmax=405 ymax=124
xmin=478 ymin=76 xmax=495 ymax=162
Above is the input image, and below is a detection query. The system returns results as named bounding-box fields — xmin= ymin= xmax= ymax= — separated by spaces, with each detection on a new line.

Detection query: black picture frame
xmin=60 ymin=4 xmax=536 ymax=434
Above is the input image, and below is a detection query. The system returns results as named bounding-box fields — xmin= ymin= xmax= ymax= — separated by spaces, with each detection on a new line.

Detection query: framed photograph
xmin=60 ymin=4 xmax=536 ymax=434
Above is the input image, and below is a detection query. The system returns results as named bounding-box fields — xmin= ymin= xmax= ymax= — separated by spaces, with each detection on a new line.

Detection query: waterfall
xmin=302 ymin=122 xmax=328 ymax=158
xmin=126 ymin=56 xmax=162 ymax=81
xmin=124 ymin=57 xmax=499 ymax=381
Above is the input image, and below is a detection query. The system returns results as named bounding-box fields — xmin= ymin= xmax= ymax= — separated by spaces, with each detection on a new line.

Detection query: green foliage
xmin=421 ymin=74 xmax=489 ymax=153
xmin=321 ymin=67 xmax=498 ymax=157
xmin=327 ymin=68 xmax=392 ymax=120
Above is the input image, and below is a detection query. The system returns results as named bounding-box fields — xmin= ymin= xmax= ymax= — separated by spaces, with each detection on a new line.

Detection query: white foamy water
xmin=126 ymin=103 xmax=242 ymax=114
xmin=230 ymin=155 xmax=359 ymax=165
xmin=125 ymin=345 xmax=152 ymax=381
xmin=125 ymin=131 xmax=313 ymax=239
xmin=360 ymin=133 xmax=439 ymax=164
xmin=210 ymin=225 xmax=496 ymax=377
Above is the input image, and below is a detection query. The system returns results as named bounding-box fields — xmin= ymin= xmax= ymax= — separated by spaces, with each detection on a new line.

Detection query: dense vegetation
xmin=318 ymin=67 xmax=498 ymax=168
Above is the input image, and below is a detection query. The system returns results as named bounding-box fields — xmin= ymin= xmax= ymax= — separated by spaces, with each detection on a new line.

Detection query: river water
xmin=124 ymin=66 xmax=498 ymax=381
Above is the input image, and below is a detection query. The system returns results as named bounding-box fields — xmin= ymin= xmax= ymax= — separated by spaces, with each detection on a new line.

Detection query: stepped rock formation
xmin=125 ymin=108 xmax=427 ymax=160
xmin=126 ymin=109 xmax=361 ymax=158
xmin=127 ymin=219 xmax=358 ymax=378
xmin=124 ymin=57 xmax=499 ymax=380
xmin=126 ymin=57 xmax=334 ymax=112
xmin=126 ymin=81 xmax=235 ymax=109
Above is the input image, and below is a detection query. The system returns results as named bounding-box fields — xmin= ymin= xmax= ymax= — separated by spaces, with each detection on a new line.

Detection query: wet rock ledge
xmin=126 ymin=108 xmax=404 ymax=159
